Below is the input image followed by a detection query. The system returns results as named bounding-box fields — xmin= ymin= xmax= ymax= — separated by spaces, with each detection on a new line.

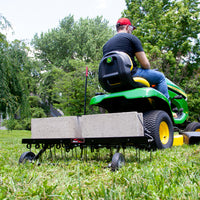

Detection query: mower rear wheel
xmin=185 ymin=122 xmax=200 ymax=132
xmin=111 ymin=153 xmax=125 ymax=171
xmin=19 ymin=151 xmax=35 ymax=164
xmin=143 ymin=110 xmax=174 ymax=149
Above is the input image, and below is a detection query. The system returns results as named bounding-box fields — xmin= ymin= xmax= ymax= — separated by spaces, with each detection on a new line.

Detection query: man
xmin=103 ymin=18 xmax=170 ymax=101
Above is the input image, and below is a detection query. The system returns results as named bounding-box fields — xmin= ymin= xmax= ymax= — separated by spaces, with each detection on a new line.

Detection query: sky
xmin=1 ymin=0 xmax=126 ymax=42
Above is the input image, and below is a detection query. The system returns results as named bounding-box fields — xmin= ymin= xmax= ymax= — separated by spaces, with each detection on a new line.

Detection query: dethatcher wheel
xmin=111 ymin=153 xmax=125 ymax=171
xmin=143 ymin=110 xmax=174 ymax=149
xmin=185 ymin=122 xmax=200 ymax=132
xmin=19 ymin=151 xmax=35 ymax=164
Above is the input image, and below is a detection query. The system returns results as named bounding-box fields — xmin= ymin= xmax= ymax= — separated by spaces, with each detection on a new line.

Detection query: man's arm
xmin=135 ymin=51 xmax=150 ymax=69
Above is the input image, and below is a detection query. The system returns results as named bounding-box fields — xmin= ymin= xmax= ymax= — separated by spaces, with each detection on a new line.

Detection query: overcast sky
xmin=1 ymin=0 xmax=126 ymax=42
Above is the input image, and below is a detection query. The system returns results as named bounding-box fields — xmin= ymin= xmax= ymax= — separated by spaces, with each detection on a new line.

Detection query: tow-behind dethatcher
xmin=20 ymin=51 xmax=200 ymax=170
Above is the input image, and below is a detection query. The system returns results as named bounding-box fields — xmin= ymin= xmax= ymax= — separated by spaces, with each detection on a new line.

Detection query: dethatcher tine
xmin=19 ymin=51 xmax=200 ymax=170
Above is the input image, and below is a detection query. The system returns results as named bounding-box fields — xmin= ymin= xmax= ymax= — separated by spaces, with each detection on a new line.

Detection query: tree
xmin=123 ymin=0 xmax=200 ymax=120
xmin=0 ymin=14 xmax=12 ymax=31
xmin=0 ymin=39 xmax=30 ymax=118
xmin=124 ymin=0 xmax=199 ymax=80
xmin=37 ymin=59 xmax=101 ymax=116
xmin=185 ymin=78 xmax=200 ymax=121
xmin=0 ymin=15 xmax=46 ymax=128
xmin=53 ymin=61 xmax=101 ymax=116
xmin=32 ymin=15 xmax=114 ymax=72
xmin=0 ymin=15 xmax=41 ymax=118
xmin=32 ymin=16 xmax=113 ymax=115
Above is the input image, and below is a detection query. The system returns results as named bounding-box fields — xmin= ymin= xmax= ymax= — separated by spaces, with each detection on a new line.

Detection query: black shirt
xmin=103 ymin=33 xmax=144 ymax=69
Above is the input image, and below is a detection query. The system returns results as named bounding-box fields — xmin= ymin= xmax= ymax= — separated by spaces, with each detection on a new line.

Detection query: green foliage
xmin=0 ymin=14 xmax=43 ymax=120
xmin=0 ymin=14 xmax=12 ymax=31
xmin=32 ymin=16 xmax=113 ymax=116
xmin=32 ymin=15 xmax=114 ymax=71
xmin=29 ymin=96 xmax=42 ymax=108
xmin=29 ymin=96 xmax=46 ymax=118
xmin=184 ymin=78 xmax=200 ymax=121
xmin=2 ymin=118 xmax=31 ymax=130
xmin=30 ymin=107 xmax=46 ymax=118
xmin=2 ymin=118 xmax=17 ymax=130
xmin=2 ymin=96 xmax=47 ymax=130
xmin=0 ymin=130 xmax=200 ymax=199
xmin=37 ymin=61 xmax=101 ymax=116
xmin=0 ymin=38 xmax=30 ymax=118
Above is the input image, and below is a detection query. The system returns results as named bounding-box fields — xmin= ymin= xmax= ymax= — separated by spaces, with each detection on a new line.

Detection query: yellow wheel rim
xmin=159 ymin=121 xmax=170 ymax=144
xmin=195 ymin=128 xmax=200 ymax=132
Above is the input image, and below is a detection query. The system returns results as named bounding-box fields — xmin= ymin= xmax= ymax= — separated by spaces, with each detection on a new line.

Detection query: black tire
xmin=185 ymin=122 xmax=200 ymax=132
xmin=19 ymin=151 xmax=35 ymax=164
xmin=111 ymin=153 xmax=125 ymax=171
xmin=143 ymin=110 xmax=174 ymax=149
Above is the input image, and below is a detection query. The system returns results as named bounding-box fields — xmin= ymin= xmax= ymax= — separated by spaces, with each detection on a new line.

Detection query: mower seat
xmin=99 ymin=51 xmax=150 ymax=93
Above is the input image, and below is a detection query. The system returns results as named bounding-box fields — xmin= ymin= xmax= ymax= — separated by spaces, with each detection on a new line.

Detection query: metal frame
xmin=21 ymin=136 xmax=152 ymax=166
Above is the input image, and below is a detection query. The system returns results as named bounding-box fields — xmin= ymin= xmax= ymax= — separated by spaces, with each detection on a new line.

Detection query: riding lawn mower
xmin=90 ymin=51 xmax=200 ymax=149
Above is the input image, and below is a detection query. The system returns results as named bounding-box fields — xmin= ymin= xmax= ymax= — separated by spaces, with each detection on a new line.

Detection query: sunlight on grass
xmin=0 ymin=130 xmax=199 ymax=199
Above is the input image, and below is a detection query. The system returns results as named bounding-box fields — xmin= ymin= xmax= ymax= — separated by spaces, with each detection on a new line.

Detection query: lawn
xmin=0 ymin=130 xmax=199 ymax=199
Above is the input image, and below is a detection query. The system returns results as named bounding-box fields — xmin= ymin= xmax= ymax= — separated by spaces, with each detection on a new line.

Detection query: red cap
xmin=116 ymin=18 xmax=132 ymax=26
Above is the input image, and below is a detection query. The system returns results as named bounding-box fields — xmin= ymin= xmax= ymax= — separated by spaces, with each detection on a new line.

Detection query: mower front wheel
xmin=143 ymin=110 xmax=174 ymax=149
xmin=185 ymin=122 xmax=200 ymax=132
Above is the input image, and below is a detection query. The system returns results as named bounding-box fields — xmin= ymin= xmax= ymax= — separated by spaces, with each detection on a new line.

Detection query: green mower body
xmin=90 ymin=80 xmax=188 ymax=125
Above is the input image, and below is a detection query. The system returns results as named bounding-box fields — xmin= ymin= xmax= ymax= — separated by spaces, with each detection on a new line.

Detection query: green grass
xmin=0 ymin=130 xmax=200 ymax=199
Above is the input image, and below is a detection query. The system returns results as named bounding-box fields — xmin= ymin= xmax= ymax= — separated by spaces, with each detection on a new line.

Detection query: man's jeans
xmin=132 ymin=68 xmax=170 ymax=101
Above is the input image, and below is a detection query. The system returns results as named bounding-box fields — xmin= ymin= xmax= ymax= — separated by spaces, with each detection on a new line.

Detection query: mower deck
xmin=182 ymin=132 xmax=200 ymax=145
